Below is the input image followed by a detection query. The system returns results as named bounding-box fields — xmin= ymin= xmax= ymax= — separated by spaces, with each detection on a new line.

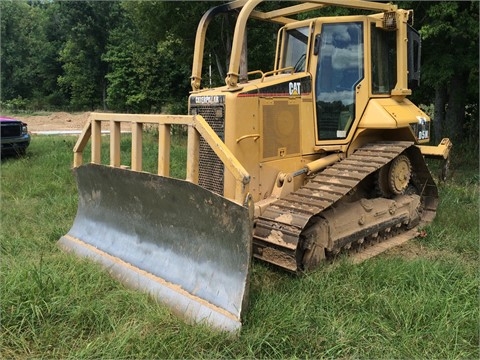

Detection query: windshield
xmin=280 ymin=26 xmax=309 ymax=72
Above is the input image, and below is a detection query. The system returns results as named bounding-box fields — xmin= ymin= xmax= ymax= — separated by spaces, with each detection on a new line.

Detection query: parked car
xmin=1 ymin=116 xmax=31 ymax=156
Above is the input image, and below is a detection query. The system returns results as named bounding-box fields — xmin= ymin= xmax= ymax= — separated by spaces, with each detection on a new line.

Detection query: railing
xmin=246 ymin=67 xmax=294 ymax=83
xmin=73 ymin=113 xmax=251 ymax=205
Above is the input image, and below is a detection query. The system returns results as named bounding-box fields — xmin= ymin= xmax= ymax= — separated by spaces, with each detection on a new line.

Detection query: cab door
xmin=313 ymin=21 xmax=366 ymax=142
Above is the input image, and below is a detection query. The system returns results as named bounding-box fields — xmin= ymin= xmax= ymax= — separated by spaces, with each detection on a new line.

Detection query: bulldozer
xmin=59 ymin=0 xmax=452 ymax=332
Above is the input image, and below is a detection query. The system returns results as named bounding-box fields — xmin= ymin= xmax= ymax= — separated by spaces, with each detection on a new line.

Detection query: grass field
xmin=1 ymin=134 xmax=478 ymax=359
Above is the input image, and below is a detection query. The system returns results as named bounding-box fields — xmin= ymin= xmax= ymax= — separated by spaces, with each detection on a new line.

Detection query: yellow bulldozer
xmin=59 ymin=0 xmax=452 ymax=332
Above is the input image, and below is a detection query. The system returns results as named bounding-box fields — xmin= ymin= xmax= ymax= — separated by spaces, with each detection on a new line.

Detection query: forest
xmin=1 ymin=0 xmax=478 ymax=146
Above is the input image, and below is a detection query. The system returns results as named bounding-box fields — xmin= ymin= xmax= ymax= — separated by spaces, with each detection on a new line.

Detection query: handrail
xmin=236 ymin=133 xmax=260 ymax=143
xmin=261 ymin=67 xmax=295 ymax=81
xmin=73 ymin=112 xmax=250 ymax=205
xmin=245 ymin=67 xmax=295 ymax=82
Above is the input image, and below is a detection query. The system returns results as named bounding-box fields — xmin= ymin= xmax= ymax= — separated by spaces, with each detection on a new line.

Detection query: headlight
xmin=22 ymin=124 xmax=28 ymax=134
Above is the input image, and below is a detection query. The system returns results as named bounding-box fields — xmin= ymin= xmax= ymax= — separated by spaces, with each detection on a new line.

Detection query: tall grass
xmin=1 ymin=135 xmax=478 ymax=359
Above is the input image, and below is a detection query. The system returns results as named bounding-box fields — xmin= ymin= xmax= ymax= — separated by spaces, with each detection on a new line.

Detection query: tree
xmin=404 ymin=1 xmax=479 ymax=145
xmin=56 ymin=0 xmax=122 ymax=110
xmin=103 ymin=2 xmax=199 ymax=113
xmin=103 ymin=19 xmax=166 ymax=113
xmin=0 ymin=1 xmax=59 ymax=109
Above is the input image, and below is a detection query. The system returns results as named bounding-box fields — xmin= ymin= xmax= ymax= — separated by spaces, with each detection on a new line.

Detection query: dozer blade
xmin=59 ymin=163 xmax=252 ymax=332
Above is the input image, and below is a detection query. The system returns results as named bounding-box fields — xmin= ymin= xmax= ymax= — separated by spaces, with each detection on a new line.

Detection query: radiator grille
xmin=1 ymin=123 xmax=22 ymax=138
xmin=263 ymin=101 xmax=300 ymax=159
xmin=190 ymin=105 xmax=225 ymax=195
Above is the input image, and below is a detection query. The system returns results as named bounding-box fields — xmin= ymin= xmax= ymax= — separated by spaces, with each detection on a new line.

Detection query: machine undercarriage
xmin=253 ymin=141 xmax=438 ymax=272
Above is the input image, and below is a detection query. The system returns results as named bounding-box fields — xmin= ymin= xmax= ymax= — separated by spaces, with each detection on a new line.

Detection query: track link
xmin=252 ymin=141 xmax=438 ymax=272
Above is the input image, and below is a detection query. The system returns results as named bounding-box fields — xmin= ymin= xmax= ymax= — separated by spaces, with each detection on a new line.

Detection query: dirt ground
xmin=15 ymin=112 xmax=90 ymax=132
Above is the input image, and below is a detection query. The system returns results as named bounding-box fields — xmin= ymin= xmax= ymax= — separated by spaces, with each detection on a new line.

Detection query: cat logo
xmin=289 ymin=81 xmax=301 ymax=96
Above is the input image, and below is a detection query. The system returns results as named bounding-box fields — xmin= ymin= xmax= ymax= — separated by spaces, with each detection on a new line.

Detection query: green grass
xmin=1 ymin=135 xmax=478 ymax=359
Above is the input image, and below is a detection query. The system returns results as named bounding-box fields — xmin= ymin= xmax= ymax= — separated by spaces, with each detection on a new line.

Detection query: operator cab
xmin=276 ymin=13 xmax=422 ymax=145
xmin=277 ymin=18 xmax=366 ymax=143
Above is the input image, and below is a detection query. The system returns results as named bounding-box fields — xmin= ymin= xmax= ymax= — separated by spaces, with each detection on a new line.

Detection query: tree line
xmin=1 ymin=0 xmax=478 ymax=145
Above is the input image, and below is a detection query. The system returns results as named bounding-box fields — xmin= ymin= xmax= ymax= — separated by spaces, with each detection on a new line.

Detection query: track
xmin=252 ymin=141 xmax=438 ymax=272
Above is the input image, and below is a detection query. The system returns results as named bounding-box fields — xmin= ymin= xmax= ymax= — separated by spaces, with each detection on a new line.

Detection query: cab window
xmin=280 ymin=26 xmax=309 ymax=72
xmin=371 ymin=24 xmax=396 ymax=94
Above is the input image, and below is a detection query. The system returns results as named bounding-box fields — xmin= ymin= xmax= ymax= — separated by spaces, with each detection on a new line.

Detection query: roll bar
xmin=190 ymin=0 xmax=398 ymax=91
